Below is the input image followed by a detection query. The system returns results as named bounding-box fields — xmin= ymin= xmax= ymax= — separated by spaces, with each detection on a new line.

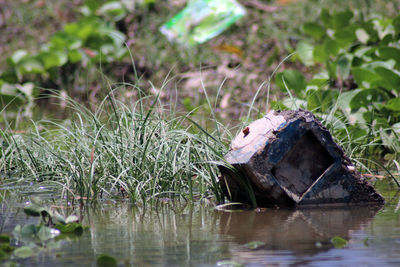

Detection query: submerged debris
xmin=219 ymin=109 xmax=384 ymax=207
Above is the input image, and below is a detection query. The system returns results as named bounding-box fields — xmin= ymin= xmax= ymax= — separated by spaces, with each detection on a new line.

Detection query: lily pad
xmin=96 ymin=254 xmax=117 ymax=267
xmin=14 ymin=246 xmax=33 ymax=259
xmin=54 ymin=223 xmax=83 ymax=235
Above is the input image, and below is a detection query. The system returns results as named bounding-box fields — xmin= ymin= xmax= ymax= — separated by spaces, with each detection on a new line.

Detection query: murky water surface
xmin=1 ymin=182 xmax=400 ymax=266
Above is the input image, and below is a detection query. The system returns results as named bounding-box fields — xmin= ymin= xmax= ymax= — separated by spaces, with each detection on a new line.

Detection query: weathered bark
xmin=219 ymin=109 xmax=384 ymax=207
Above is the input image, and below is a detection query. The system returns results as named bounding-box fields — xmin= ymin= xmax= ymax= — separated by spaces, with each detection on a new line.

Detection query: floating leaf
xmin=20 ymin=224 xmax=39 ymax=239
xmin=55 ymin=223 xmax=83 ymax=235
xmin=97 ymin=254 xmax=117 ymax=267
xmin=37 ymin=226 xmax=55 ymax=242
xmin=14 ymin=246 xmax=33 ymax=259
xmin=330 ymin=236 xmax=348 ymax=248
xmin=0 ymin=234 xmax=10 ymax=243
xmin=244 ymin=241 xmax=265 ymax=250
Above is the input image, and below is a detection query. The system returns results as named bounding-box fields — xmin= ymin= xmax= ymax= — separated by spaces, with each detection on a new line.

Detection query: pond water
xmin=1 ymin=182 xmax=400 ymax=266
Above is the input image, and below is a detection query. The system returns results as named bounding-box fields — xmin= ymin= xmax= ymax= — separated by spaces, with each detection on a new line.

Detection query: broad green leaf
xmin=296 ymin=40 xmax=314 ymax=66
xmin=378 ymin=47 xmax=400 ymax=64
xmin=350 ymin=88 xmax=385 ymax=110
xmin=337 ymin=89 xmax=361 ymax=111
xmin=97 ymin=1 xmax=126 ymax=21
xmin=313 ymin=44 xmax=328 ymax=63
xmin=334 ymin=26 xmax=356 ymax=47
xmin=351 ymin=67 xmax=381 ymax=88
xmin=303 ymin=22 xmax=325 ymax=39
xmin=330 ymin=236 xmax=348 ymax=248
xmin=393 ymin=15 xmax=400 ymax=36
xmin=355 ymin=28 xmax=369 ymax=44
xmin=306 ymin=89 xmax=338 ymax=112
xmin=97 ymin=254 xmax=117 ymax=267
xmin=275 ymin=70 xmax=307 ymax=95
xmin=10 ymin=50 xmax=28 ymax=65
xmin=323 ymin=37 xmax=340 ymax=56
xmin=374 ymin=67 xmax=400 ymax=90
xmin=16 ymin=57 xmax=45 ymax=76
xmin=320 ymin=9 xmax=333 ymax=29
xmin=337 ymin=54 xmax=352 ymax=80
xmin=332 ymin=11 xmax=353 ymax=30
xmin=68 ymin=49 xmax=83 ymax=63
xmin=385 ymin=98 xmax=400 ymax=111
xmin=14 ymin=246 xmax=33 ymax=259
xmin=39 ymin=51 xmax=68 ymax=69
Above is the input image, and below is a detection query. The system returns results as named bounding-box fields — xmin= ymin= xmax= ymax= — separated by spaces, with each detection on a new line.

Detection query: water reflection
xmin=1 ymin=199 xmax=397 ymax=267
xmin=220 ymin=206 xmax=382 ymax=254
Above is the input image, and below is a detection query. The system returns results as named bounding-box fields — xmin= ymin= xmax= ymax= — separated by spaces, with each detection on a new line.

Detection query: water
xmin=1 ymin=184 xmax=400 ymax=266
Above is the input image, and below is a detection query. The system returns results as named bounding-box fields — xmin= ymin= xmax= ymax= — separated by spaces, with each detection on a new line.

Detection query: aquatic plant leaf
xmin=54 ymin=212 xmax=67 ymax=225
xmin=20 ymin=224 xmax=39 ymax=239
xmin=65 ymin=215 xmax=79 ymax=224
xmin=14 ymin=246 xmax=33 ymax=259
xmin=0 ymin=249 xmax=7 ymax=260
xmin=55 ymin=223 xmax=83 ymax=235
xmin=0 ymin=234 xmax=10 ymax=243
xmin=23 ymin=203 xmax=45 ymax=217
xmin=37 ymin=226 xmax=54 ymax=242
xmin=330 ymin=236 xmax=348 ymax=248
xmin=0 ymin=243 xmax=15 ymax=253
xmin=97 ymin=254 xmax=117 ymax=267
xmin=216 ymin=260 xmax=244 ymax=267
xmin=244 ymin=241 xmax=266 ymax=250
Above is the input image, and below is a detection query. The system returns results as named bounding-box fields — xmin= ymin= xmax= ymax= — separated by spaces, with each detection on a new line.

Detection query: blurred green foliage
xmin=273 ymin=9 xmax=400 ymax=160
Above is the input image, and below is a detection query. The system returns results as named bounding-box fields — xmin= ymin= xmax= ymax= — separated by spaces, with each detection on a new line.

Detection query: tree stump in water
xmin=219 ymin=110 xmax=384 ymax=207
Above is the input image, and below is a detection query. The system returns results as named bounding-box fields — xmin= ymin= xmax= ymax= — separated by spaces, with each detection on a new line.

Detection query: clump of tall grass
xmin=0 ymin=86 xmax=229 ymax=205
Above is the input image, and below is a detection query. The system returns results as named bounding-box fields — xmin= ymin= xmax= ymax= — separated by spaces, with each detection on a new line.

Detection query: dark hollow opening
xmin=271 ymin=130 xmax=334 ymax=200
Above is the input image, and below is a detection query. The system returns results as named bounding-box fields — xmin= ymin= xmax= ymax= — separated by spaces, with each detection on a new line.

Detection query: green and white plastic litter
xmin=160 ymin=0 xmax=246 ymax=46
